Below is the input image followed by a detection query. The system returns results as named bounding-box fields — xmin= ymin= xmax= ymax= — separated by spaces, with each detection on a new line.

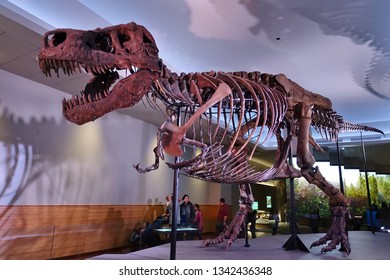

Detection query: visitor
xmin=216 ymin=197 xmax=229 ymax=235
xmin=193 ymin=203 xmax=203 ymax=239
xmin=271 ymin=210 xmax=279 ymax=235
xmin=164 ymin=193 xmax=181 ymax=226
xmin=179 ymin=194 xmax=195 ymax=239
xmin=247 ymin=209 xmax=258 ymax=238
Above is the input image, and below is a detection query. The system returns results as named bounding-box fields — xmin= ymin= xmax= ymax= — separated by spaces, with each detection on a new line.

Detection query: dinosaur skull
xmin=38 ymin=22 xmax=160 ymax=125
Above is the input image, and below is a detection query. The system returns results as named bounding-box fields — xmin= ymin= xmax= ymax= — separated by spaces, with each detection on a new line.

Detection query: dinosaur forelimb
xmin=134 ymin=121 xmax=171 ymax=173
xmin=133 ymin=146 xmax=160 ymax=173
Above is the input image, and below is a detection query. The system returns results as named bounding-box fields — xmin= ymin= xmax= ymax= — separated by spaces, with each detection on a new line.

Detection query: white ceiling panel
xmin=0 ymin=0 xmax=389 ymax=172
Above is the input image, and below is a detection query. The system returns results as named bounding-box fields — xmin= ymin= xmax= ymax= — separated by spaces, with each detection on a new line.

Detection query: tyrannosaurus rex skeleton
xmin=38 ymin=22 xmax=384 ymax=255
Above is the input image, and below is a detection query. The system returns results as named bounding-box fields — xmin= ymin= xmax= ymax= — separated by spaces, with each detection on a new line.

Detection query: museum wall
xmin=0 ymin=70 xmax=232 ymax=258
xmin=0 ymin=70 xmax=226 ymax=205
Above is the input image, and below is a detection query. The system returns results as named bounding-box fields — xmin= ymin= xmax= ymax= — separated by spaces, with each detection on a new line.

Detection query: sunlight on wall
xmin=64 ymin=122 xmax=104 ymax=161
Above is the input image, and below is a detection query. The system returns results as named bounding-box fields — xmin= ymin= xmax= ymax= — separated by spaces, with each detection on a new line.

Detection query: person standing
xmin=216 ymin=197 xmax=229 ymax=235
xmin=271 ymin=210 xmax=280 ymax=235
xmin=194 ymin=204 xmax=203 ymax=240
xmin=165 ymin=194 xmax=180 ymax=226
xmin=180 ymin=194 xmax=195 ymax=239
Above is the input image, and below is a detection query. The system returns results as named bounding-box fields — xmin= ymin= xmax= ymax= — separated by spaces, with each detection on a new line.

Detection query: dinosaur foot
xmin=310 ymin=206 xmax=351 ymax=255
xmin=202 ymin=223 xmax=243 ymax=249
xmin=202 ymin=235 xmax=225 ymax=247
xmin=202 ymin=230 xmax=241 ymax=249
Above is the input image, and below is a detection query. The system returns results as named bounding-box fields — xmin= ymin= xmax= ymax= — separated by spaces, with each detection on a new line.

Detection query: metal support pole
xmin=244 ymin=219 xmax=250 ymax=247
xmin=170 ymin=107 xmax=181 ymax=260
xmin=336 ymin=139 xmax=345 ymax=195
xmin=336 ymin=139 xmax=349 ymax=252
xmin=283 ymin=147 xmax=309 ymax=252
xmin=360 ymin=131 xmax=375 ymax=234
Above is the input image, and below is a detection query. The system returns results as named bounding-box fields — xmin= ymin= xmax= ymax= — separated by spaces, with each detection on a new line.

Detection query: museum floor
xmin=89 ymin=228 xmax=390 ymax=260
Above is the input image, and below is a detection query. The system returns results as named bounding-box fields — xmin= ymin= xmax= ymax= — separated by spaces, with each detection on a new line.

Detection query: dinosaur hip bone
xmin=39 ymin=22 xmax=384 ymax=255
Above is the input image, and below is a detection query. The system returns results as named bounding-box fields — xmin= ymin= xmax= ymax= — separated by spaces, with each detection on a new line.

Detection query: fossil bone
xmin=38 ymin=22 xmax=384 ymax=255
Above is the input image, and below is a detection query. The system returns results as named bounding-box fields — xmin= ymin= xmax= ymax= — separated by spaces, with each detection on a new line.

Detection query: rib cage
xmin=155 ymin=68 xmax=287 ymax=147
xmin=150 ymin=64 xmax=289 ymax=183
xmin=147 ymin=61 xmax=383 ymax=183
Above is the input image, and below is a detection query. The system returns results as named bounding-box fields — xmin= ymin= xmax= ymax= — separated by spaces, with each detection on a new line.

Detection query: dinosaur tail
xmin=340 ymin=121 xmax=385 ymax=136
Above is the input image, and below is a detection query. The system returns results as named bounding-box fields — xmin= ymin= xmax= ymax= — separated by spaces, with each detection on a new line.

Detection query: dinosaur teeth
xmin=71 ymin=96 xmax=77 ymax=106
xmin=84 ymin=65 xmax=91 ymax=73
xmin=62 ymin=98 xmax=66 ymax=110
xmin=49 ymin=59 xmax=55 ymax=68
xmin=41 ymin=58 xmax=83 ymax=78
xmin=132 ymin=65 xmax=139 ymax=73
xmin=77 ymin=94 xmax=84 ymax=105
xmin=76 ymin=62 xmax=83 ymax=73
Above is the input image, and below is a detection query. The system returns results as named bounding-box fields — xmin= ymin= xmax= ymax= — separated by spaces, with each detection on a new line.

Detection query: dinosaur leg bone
xmin=273 ymin=128 xmax=301 ymax=179
xmin=203 ymin=183 xmax=254 ymax=248
xmin=297 ymin=104 xmax=351 ymax=255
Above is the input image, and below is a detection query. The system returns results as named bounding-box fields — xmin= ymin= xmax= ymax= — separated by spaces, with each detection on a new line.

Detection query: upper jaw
xmin=38 ymin=23 xmax=161 ymax=124
xmin=38 ymin=52 xmax=151 ymax=120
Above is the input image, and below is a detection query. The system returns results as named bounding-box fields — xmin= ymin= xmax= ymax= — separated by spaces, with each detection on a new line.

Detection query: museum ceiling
xmin=0 ymin=0 xmax=389 ymax=174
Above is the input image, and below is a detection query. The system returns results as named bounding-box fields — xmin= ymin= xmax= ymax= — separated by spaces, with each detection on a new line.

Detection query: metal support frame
xmin=283 ymin=148 xmax=309 ymax=252
xmin=170 ymin=107 xmax=182 ymax=260
xmin=360 ymin=131 xmax=375 ymax=234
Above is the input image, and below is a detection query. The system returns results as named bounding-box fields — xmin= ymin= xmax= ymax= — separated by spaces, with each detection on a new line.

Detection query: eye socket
xmin=48 ymin=32 xmax=67 ymax=47
xmin=118 ymin=33 xmax=130 ymax=47
xmin=95 ymin=33 xmax=113 ymax=53
xmin=143 ymin=33 xmax=153 ymax=45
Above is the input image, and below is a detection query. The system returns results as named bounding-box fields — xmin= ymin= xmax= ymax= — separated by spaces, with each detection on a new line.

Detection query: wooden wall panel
xmin=50 ymin=224 xmax=88 ymax=259
xmin=0 ymin=204 xmax=222 ymax=259
xmin=0 ymin=227 xmax=53 ymax=259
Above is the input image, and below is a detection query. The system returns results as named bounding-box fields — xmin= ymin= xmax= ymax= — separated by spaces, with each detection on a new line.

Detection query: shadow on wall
xmin=102 ymin=207 xmax=125 ymax=247
xmin=240 ymin=0 xmax=390 ymax=99
xmin=0 ymin=104 xmax=166 ymax=258
xmin=0 ymin=104 xmax=102 ymax=258
xmin=0 ymin=105 xmax=91 ymax=206
xmin=143 ymin=198 xmax=164 ymax=222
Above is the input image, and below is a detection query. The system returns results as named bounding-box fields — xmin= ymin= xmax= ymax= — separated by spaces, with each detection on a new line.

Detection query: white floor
xmin=90 ymin=231 xmax=390 ymax=260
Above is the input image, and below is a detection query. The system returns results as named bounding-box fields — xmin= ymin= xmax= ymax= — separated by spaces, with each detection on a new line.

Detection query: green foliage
xmin=291 ymin=173 xmax=390 ymax=219
xmin=294 ymin=181 xmax=330 ymax=218
xmin=346 ymin=173 xmax=390 ymax=213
